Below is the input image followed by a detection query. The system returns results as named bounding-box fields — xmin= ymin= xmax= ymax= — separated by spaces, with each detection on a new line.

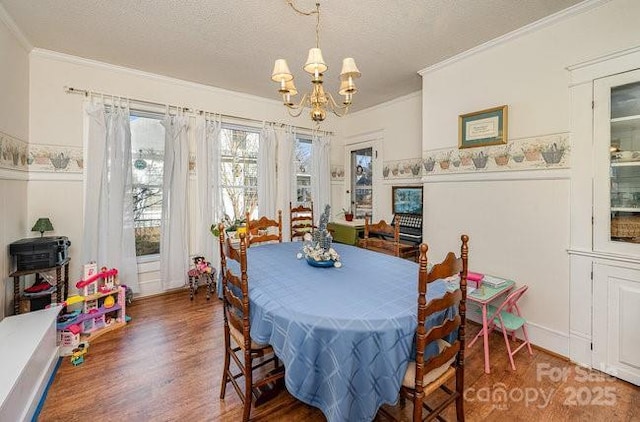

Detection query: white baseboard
xmin=569 ymin=331 xmax=592 ymax=367
xmin=526 ymin=321 xmax=569 ymax=357
xmin=466 ymin=306 xmax=569 ymax=357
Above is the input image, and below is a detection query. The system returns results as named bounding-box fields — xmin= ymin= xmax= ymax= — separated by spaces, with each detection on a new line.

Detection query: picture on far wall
xmin=392 ymin=186 xmax=423 ymax=215
xmin=459 ymin=105 xmax=508 ymax=148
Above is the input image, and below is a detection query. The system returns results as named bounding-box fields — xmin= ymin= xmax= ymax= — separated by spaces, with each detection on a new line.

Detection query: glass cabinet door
xmin=609 ymin=81 xmax=640 ymax=244
xmin=595 ymin=69 xmax=640 ymax=254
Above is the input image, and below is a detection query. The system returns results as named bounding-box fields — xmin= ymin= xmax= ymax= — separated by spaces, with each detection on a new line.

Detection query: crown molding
xmin=30 ymin=48 xmax=284 ymax=108
xmin=418 ymin=0 xmax=611 ymax=76
xmin=567 ymin=45 xmax=640 ymax=72
xmin=567 ymin=45 xmax=640 ymax=86
xmin=344 ymin=128 xmax=385 ymax=140
xmin=348 ymin=91 xmax=421 ymax=119
xmin=0 ymin=3 xmax=32 ymax=52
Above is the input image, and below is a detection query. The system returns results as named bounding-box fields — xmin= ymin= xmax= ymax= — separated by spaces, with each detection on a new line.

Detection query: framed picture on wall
xmin=392 ymin=186 xmax=423 ymax=215
xmin=459 ymin=105 xmax=508 ymax=148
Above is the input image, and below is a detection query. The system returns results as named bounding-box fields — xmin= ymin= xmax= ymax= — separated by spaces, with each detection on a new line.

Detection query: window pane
xmin=295 ymin=137 xmax=313 ymax=205
xmin=351 ymin=147 xmax=373 ymax=219
xmin=295 ymin=138 xmax=312 ymax=174
xmin=220 ymin=126 xmax=259 ymax=221
xmin=131 ymin=115 xmax=165 ymax=256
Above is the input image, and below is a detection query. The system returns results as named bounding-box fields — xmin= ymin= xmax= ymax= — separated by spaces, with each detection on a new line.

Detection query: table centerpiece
xmin=296 ymin=204 xmax=342 ymax=268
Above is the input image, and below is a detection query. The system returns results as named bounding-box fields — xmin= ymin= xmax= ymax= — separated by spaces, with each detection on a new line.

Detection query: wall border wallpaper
xmin=28 ymin=143 xmax=83 ymax=173
xmin=23 ymin=143 xmax=199 ymax=176
xmin=12 ymin=133 xmax=571 ymax=180
xmin=0 ymin=131 xmax=28 ymax=171
xmin=381 ymin=132 xmax=570 ymax=180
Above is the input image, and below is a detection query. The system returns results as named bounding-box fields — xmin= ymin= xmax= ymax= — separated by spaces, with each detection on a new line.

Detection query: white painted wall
xmin=28 ymin=49 xmax=337 ymax=296
xmin=0 ymin=11 xmax=29 ymax=319
xmin=0 ymin=16 xmax=28 ymax=140
xmin=420 ymin=0 xmax=640 ymax=356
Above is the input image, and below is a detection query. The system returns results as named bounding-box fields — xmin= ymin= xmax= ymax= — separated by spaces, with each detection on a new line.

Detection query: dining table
xmin=239 ymin=242 xmax=454 ymax=422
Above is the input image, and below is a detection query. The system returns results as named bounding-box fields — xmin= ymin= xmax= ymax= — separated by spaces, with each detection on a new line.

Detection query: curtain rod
xmin=63 ymin=86 xmax=334 ymax=136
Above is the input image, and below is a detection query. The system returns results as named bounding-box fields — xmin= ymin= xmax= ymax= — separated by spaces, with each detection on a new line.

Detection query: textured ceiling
xmin=1 ymin=0 xmax=583 ymax=110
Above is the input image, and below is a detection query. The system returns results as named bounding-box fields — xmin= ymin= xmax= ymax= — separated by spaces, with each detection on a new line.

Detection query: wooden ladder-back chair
xmin=360 ymin=215 xmax=401 ymax=257
xmin=218 ymin=230 xmax=285 ymax=421
xmin=246 ymin=210 xmax=283 ymax=247
xmin=380 ymin=234 xmax=469 ymax=422
xmin=290 ymin=202 xmax=314 ymax=241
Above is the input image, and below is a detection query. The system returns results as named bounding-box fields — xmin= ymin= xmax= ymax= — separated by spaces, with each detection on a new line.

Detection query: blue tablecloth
xmin=240 ymin=242 xmax=450 ymax=422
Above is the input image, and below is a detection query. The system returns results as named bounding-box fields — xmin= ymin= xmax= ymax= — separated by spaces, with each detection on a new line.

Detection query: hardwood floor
xmin=38 ymin=291 xmax=639 ymax=421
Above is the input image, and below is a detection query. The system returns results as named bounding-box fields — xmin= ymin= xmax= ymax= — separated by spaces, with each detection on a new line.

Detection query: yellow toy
xmin=64 ymin=295 xmax=84 ymax=306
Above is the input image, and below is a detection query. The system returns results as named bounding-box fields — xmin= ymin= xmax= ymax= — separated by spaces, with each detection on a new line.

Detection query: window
xmin=130 ymin=113 xmax=165 ymax=256
xmin=220 ymin=125 xmax=259 ymax=221
xmin=295 ymin=136 xmax=313 ymax=204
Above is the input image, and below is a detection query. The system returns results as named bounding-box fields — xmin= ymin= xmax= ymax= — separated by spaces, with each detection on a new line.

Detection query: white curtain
xmin=195 ymin=113 xmax=222 ymax=269
xmin=258 ymin=123 xmax=277 ymax=218
xmin=311 ymin=134 xmax=331 ymax=219
xmin=160 ymin=111 xmax=190 ymax=290
xmin=82 ymin=100 xmax=139 ymax=292
xmin=276 ymin=127 xmax=296 ymax=241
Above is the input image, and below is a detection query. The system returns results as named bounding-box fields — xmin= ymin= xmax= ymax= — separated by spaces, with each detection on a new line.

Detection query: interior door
xmin=350 ymin=147 xmax=373 ymax=219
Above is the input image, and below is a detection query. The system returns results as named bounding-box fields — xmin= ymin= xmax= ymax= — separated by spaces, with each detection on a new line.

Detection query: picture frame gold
xmin=458 ymin=105 xmax=508 ymax=149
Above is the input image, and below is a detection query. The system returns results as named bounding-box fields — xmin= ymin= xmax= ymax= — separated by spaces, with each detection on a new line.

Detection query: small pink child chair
xmin=469 ymin=284 xmax=533 ymax=370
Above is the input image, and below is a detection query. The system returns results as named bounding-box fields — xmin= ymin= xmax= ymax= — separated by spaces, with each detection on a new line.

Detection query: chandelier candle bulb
xmin=285 ymin=80 xmax=297 ymax=96
xmin=339 ymin=78 xmax=357 ymax=95
xmin=348 ymin=76 xmax=355 ymax=91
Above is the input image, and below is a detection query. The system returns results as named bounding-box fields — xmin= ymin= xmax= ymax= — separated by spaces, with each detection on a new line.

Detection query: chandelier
xmin=271 ymin=1 xmax=361 ymax=123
